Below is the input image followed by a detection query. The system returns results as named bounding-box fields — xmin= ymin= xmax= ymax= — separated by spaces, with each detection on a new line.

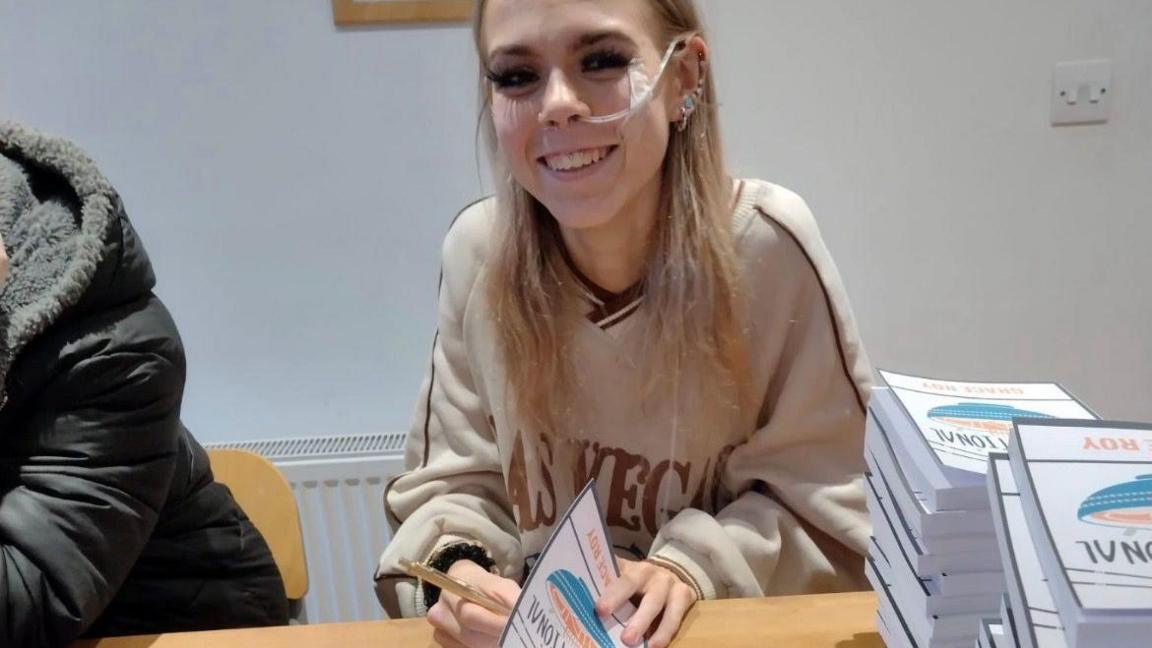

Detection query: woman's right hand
xmin=427 ymin=559 xmax=521 ymax=648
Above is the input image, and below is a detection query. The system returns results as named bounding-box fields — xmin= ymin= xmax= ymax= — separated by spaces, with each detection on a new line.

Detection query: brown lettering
xmin=507 ymin=431 xmax=557 ymax=531
xmin=642 ymin=460 xmax=691 ymax=535
xmin=605 ymin=448 xmax=648 ymax=532
xmin=572 ymin=441 xmax=610 ymax=490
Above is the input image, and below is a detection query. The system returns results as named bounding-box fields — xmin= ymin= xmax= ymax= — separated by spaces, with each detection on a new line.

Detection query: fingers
xmin=444 ymin=589 xmax=508 ymax=637
xmin=621 ymin=575 xmax=672 ymax=646
xmin=595 ymin=559 xmax=698 ymax=648
xmin=596 ymin=566 xmax=643 ymax=618
xmin=489 ymin=576 xmax=523 ymax=608
xmin=429 ymin=613 xmax=496 ymax=647
xmin=428 ymin=593 xmax=507 ymax=648
xmin=648 ymin=585 xmax=696 ymax=648
xmin=428 ymin=603 xmax=467 ymax=647
xmin=425 ymin=563 xmax=523 ymax=648
xmin=445 ymin=561 xmax=522 ymax=611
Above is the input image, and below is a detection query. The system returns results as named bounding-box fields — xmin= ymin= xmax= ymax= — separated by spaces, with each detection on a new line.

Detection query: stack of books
xmin=984 ymin=419 xmax=1152 ymax=648
xmin=864 ymin=371 xmax=1096 ymax=647
xmin=988 ymin=453 xmax=1064 ymax=647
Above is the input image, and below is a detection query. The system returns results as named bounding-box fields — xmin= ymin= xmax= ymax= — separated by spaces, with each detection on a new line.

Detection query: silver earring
xmin=677 ymin=96 xmax=697 ymax=132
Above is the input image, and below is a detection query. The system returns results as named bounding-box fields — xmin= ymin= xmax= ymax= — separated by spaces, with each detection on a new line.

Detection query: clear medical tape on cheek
xmin=579 ymin=35 xmax=691 ymax=125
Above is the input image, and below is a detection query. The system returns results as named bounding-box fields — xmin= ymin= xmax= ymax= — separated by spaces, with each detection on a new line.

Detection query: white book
xmin=867 ymin=445 xmax=999 ymax=557
xmin=869 ymin=531 xmax=995 ymax=620
xmin=867 ymin=551 xmax=980 ymax=646
xmin=867 ymin=413 xmax=995 ymax=539
xmin=987 ymin=455 xmax=1068 ymax=648
xmin=876 ymin=606 xmax=916 ymax=648
xmin=1010 ymin=420 xmax=1152 ymax=648
xmin=867 ymin=449 xmax=998 ymax=556
xmin=935 ymin=569 xmax=1009 ymax=600
xmin=869 ymin=464 xmax=1003 ymax=576
xmin=872 ymin=387 xmax=984 ymax=511
xmin=874 ymin=611 xmax=909 ymax=648
xmin=980 ymin=620 xmax=1007 ymax=648
xmin=999 ymin=594 xmax=1019 ymax=648
xmin=868 ymin=552 xmax=917 ymax=648
xmin=877 ymin=371 xmax=1096 ymax=511
xmin=868 ymin=477 xmax=1001 ymax=626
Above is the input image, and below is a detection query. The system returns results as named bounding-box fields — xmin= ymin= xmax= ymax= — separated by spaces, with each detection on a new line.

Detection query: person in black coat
xmin=0 ymin=121 xmax=289 ymax=646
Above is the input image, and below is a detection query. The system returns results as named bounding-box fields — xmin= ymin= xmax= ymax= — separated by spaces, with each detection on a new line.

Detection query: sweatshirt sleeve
xmin=648 ymin=188 xmax=873 ymax=600
xmin=373 ymin=202 xmax=523 ymax=619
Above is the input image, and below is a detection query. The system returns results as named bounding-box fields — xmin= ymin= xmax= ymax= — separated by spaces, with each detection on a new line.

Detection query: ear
xmin=665 ymin=35 xmax=709 ymax=118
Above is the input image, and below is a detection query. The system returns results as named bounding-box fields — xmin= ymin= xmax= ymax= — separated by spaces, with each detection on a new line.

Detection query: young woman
xmin=374 ymin=1 xmax=873 ymax=646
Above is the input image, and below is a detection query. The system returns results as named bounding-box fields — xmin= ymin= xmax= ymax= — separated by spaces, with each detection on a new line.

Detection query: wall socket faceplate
xmin=1051 ymin=59 xmax=1112 ymax=126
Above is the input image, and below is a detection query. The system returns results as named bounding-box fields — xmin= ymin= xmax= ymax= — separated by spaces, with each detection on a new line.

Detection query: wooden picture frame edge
xmin=332 ymin=0 xmax=475 ymax=25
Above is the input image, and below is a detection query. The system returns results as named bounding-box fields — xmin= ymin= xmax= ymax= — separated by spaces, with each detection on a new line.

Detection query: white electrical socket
xmin=1051 ymin=59 xmax=1112 ymax=126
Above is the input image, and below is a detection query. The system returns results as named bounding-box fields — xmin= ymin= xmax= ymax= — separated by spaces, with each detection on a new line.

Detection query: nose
xmin=537 ymin=69 xmax=590 ymax=128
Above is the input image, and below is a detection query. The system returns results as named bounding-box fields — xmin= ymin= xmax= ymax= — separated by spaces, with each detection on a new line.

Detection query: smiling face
xmin=479 ymin=0 xmax=683 ymax=231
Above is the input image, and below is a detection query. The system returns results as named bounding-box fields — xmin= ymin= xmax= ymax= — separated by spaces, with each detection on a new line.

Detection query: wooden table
xmin=74 ymin=591 xmax=882 ymax=648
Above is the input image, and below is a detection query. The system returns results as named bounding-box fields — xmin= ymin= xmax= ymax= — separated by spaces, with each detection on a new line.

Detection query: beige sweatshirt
xmin=374 ymin=179 xmax=874 ymax=619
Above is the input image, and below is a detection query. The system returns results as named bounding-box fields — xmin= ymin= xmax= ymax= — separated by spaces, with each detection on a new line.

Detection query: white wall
xmin=702 ymin=1 xmax=1152 ymax=421
xmin=1 ymin=1 xmax=1148 ymax=443
xmin=1 ymin=0 xmax=484 ymax=442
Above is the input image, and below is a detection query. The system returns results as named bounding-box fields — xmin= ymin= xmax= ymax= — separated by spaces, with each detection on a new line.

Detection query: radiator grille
xmin=207 ymin=432 xmax=406 ymax=461
xmin=205 ymin=434 xmax=407 ymax=623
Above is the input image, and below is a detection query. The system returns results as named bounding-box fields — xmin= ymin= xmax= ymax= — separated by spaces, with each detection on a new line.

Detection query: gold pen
xmin=399 ymin=558 xmax=514 ymax=617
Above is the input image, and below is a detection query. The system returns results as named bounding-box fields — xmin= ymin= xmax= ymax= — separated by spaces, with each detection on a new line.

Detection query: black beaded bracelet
xmin=422 ymin=542 xmax=498 ymax=611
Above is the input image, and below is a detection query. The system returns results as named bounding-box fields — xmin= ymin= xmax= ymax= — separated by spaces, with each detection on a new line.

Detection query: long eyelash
xmin=484 ymin=48 xmax=630 ymax=89
xmin=582 ymin=49 xmax=632 ymax=71
xmin=485 ymin=67 xmax=537 ymax=89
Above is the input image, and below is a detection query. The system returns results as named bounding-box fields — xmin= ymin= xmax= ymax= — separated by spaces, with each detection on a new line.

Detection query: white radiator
xmin=205 ymin=433 xmax=407 ymax=624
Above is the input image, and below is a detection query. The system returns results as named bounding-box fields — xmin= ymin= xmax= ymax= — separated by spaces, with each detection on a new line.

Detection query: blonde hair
xmin=474 ymin=0 xmax=750 ymax=435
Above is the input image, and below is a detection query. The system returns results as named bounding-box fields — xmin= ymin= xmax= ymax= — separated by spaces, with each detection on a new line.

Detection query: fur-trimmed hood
xmin=0 ymin=121 xmax=155 ymax=409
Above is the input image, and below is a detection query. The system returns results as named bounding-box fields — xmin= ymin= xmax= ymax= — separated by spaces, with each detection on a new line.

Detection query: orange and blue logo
xmin=546 ymin=569 xmax=614 ymax=648
xmin=1078 ymin=475 xmax=1152 ymax=531
xmin=927 ymin=402 xmax=1052 ymax=436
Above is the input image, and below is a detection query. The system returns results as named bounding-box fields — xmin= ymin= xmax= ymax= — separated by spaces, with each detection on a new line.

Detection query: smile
xmin=539 ymin=146 xmax=618 ymax=173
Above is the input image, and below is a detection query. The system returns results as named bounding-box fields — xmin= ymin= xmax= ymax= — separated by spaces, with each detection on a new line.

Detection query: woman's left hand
xmin=594 ymin=557 xmax=699 ymax=648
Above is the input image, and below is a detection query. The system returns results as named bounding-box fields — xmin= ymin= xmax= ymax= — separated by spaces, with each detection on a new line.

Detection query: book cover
xmin=1010 ymin=420 xmax=1152 ymax=648
xmin=866 ymin=413 xmax=994 ymax=538
xmin=500 ymin=480 xmax=644 ymax=648
xmin=880 ymin=370 xmax=1095 ymax=475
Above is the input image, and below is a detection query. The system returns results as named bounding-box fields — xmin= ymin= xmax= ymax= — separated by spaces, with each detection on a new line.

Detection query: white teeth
xmin=544 ymin=147 xmax=609 ymax=172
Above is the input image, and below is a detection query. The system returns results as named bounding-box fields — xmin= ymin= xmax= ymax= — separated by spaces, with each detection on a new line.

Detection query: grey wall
xmin=2 ymin=1 xmax=1149 ymax=443
xmin=702 ymin=1 xmax=1151 ymax=421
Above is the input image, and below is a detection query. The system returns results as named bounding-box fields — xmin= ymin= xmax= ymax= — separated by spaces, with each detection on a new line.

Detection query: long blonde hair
xmin=475 ymin=0 xmax=750 ymax=435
